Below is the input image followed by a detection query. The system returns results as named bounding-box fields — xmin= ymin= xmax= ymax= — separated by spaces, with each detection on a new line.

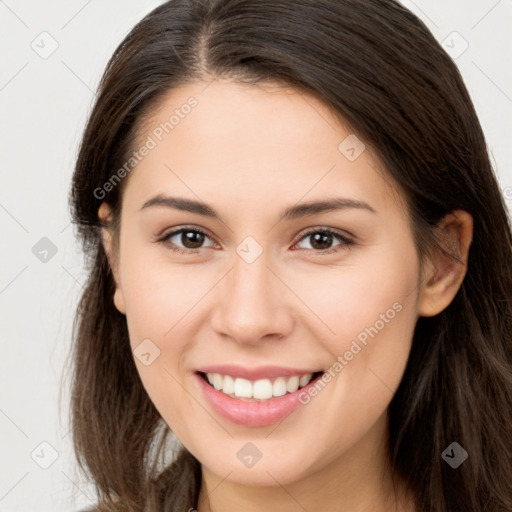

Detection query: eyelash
xmin=155 ymin=225 xmax=354 ymax=256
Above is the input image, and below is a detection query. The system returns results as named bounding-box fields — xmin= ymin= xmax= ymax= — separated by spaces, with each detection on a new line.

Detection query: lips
xmin=194 ymin=365 xmax=325 ymax=427
xmin=202 ymin=372 xmax=318 ymax=400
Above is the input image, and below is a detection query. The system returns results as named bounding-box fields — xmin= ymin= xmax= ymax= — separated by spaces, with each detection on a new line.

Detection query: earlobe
xmin=98 ymin=202 xmax=126 ymax=315
xmin=417 ymin=210 xmax=473 ymax=317
xmin=113 ymin=287 xmax=126 ymax=315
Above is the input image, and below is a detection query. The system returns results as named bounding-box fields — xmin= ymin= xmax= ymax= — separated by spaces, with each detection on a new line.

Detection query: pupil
xmin=183 ymin=231 xmax=204 ymax=249
xmin=311 ymin=232 xmax=332 ymax=250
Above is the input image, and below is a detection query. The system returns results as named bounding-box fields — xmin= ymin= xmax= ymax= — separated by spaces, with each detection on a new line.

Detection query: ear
xmin=98 ymin=202 xmax=126 ymax=315
xmin=417 ymin=209 xmax=473 ymax=317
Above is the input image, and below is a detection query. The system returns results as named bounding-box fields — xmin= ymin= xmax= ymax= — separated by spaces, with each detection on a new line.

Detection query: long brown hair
xmin=66 ymin=1 xmax=512 ymax=510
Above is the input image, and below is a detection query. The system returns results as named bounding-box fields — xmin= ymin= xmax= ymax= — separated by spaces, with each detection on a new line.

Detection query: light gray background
xmin=1 ymin=1 xmax=511 ymax=511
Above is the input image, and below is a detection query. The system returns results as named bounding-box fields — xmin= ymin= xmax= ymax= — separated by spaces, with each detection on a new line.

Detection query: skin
xmin=99 ymin=79 xmax=473 ymax=512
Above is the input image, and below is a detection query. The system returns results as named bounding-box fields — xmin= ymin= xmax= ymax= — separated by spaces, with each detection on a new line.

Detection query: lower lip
xmin=194 ymin=372 xmax=322 ymax=427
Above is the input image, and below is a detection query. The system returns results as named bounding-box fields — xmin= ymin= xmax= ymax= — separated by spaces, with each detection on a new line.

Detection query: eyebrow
xmin=139 ymin=194 xmax=377 ymax=221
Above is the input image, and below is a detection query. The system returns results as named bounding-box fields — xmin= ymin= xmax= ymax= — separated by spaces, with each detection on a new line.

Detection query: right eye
xmin=156 ymin=226 xmax=217 ymax=254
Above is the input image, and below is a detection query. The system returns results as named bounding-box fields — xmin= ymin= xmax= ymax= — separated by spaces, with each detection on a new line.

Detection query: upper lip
xmin=196 ymin=364 xmax=322 ymax=381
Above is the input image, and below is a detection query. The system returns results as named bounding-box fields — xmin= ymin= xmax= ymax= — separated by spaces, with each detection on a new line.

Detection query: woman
xmin=68 ymin=0 xmax=512 ymax=511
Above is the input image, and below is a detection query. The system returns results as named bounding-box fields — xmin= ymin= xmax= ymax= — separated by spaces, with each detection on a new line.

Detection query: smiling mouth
xmin=197 ymin=371 xmax=324 ymax=402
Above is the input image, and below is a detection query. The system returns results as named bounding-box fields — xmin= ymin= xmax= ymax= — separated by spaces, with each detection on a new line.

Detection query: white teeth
xmin=204 ymin=372 xmax=317 ymax=400
xmin=234 ymin=378 xmax=252 ymax=398
xmin=223 ymin=375 xmax=235 ymax=394
xmin=299 ymin=374 xmax=313 ymax=387
xmin=212 ymin=373 xmax=223 ymax=390
xmin=253 ymin=379 xmax=273 ymax=400
xmin=272 ymin=377 xmax=287 ymax=397
xmin=286 ymin=376 xmax=300 ymax=393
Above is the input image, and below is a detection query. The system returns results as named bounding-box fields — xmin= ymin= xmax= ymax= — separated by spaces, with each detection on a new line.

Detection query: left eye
xmin=156 ymin=227 xmax=353 ymax=254
xmin=293 ymin=229 xmax=353 ymax=253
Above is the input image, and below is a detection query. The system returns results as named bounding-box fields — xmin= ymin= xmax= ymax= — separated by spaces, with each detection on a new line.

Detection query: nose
xmin=210 ymin=249 xmax=294 ymax=346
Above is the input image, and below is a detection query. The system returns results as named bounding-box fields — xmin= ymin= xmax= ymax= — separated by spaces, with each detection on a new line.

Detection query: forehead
xmin=122 ymin=79 xmax=405 ymax=219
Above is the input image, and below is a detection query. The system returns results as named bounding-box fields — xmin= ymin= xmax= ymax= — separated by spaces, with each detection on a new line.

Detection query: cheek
xmin=118 ymin=250 xmax=202 ymax=408
xmin=120 ymin=246 xmax=202 ymax=341
xmin=297 ymin=242 xmax=420 ymax=410
xmin=293 ymin=241 xmax=419 ymax=354
xmin=119 ymin=260 xmax=197 ymax=430
xmin=285 ymin=249 xmax=419 ymax=477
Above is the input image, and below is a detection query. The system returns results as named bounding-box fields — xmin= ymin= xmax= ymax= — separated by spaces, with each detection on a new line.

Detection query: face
xmin=102 ymin=79 xmax=425 ymax=487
